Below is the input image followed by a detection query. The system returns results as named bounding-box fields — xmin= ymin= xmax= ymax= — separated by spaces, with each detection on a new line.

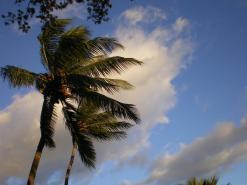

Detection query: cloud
xmin=173 ymin=17 xmax=190 ymax=34
xmin=52 ymin=3 xmax=86 ymax=20
xmin=121 ymin=6 xmax=166 ymax=25
xmin=0 ymin=6 xmax=193 ymax=185
xmin=140 ymin=120 xmax=247 ymax=185
xmin=0 ymin=111 xmax=10 ymax=124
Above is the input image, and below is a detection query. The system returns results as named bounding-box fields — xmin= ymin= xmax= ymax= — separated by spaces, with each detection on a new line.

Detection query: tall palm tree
xmin=0 ymin=19 xmax=142 ymax=185
xmin=179 ymin=176 xmax=219 ymax=185
xmin=63 ymin=101 xmax=133 ymax=185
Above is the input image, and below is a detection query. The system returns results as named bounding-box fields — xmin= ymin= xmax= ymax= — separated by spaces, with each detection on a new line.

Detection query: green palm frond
xmin=100 ymin=78 xmax=133 ymax=90
xmin=76 ymin=102 xmax=133 ymax=129
xmin=63 ymin=99 xmax=133 ymax=167
xmin=61 ymin=26 xmax=91 ymax=40
xmin=87 ymin=121 xmax=133 ymax=131
xmin=0 ymin=65 xmax=37 ymax=87
xmin=85 ymin=37 xmax=124 ymax=55
xmin=63 ymin=101 xmax=95 ymax=168
xmin=54 ymin=26 xmax=91 ymax=68
xmin=205 ymin=176 xmax=218 ymax=185
xmin=40 ymin=96 xmax=57 ymax=148
xmin=78 ymin=111 xmax=114 ymax=124
xmin=86 ymin=129 xmax=127 ymax=141
xmin=67 ymin=74 xmax=133 ymax=94
xmin=76 ymin=134 xmax=96 ymax=168
xmin=55 ymin=35 xmax=124 ymax=71
xmin=62 ymin=105 xmax=77 ymax=134
xmin=74 ymin=89 xmax=140 ymax=123
xmin=84 ymin=121 xmax=132 ymax=141
xmin=38 ymin=19 xmax=71 ymax=72
xmin=73 ymin=56 xmax=143 ymax=76
xmin=183 ymin=176 xmax=219 ymax=185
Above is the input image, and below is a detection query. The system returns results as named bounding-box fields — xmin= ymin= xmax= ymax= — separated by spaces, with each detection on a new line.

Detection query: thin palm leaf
xmin=0 ymin=65 xmax=37 ymax=87
xmin=72 ymin=56 xmax=143 ymax=77
xmin=39 ymin=19 xmax=71 ymax=73
xmin=73 ymin=89 xmax=140 ymax=123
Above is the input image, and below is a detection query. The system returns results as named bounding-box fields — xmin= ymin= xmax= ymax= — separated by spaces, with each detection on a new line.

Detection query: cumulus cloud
xmin=0 ymin=92 xmax=73 ymax=185
xmin=140 ymin=120 xmax=247 ymax=185
xmin=121 ymin=6 xmax=166 ymax=25
xmin=91 ymin=6 xmax=192 ymax=169
xmin=0 ymin=6 xmax=193 ymax=185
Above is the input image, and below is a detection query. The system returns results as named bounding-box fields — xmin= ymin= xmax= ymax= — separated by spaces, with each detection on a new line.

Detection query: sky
xmin=1 ymin=0 xmax=247 ymax=185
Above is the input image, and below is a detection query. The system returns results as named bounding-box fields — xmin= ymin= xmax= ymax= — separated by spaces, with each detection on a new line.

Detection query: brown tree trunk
xmin=64 ymin=142 xmax=77 ymax=185
xmin=27 ymin=138 xmax=45 ymax=185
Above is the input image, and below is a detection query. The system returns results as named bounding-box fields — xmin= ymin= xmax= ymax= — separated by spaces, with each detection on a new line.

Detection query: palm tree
xmin=179 ymin=176 xmax=219 ymax=185
xmin=0 ymin=19 xmax=142 ymax=185
xmin=63 ymin=101 xmax=133 ymax=185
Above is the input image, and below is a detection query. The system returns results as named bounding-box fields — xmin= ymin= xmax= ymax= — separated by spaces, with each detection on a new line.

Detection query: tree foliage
xmin=1 ymin=0 xmax=133 ymax=32
xmin=178 ymin=176 xmax=219 ymax=185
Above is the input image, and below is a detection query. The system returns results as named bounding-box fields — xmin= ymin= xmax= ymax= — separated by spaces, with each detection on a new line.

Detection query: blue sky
xmin=1 ymin=0 xmax=247 ymax=185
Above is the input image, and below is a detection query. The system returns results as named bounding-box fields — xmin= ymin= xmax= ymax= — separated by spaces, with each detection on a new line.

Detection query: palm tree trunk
xmin=64 ymin=141 xmax=77 ymax=185
xmin=27 ymin=138 xmax=45 ymax=185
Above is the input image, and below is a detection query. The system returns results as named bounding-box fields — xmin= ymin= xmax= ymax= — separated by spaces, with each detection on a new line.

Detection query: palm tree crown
xmin=179 ymin=176 xmax=219 ymax=185
xmin=63 ymin=101 xmax=133 ymax=185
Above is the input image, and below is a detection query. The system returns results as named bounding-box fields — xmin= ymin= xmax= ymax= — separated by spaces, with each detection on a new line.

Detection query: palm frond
xmin=73 ymin=89 xmax=140 ymax=123
xmin=55 ymin=26 xmax=91 ymax=65
xmin=62 ymin=103 xmax=96 ymax=168
xmin=185 ymin=176 xmax=219 ymax=185
xmin=60 ymin=26 xmax=91 ymax=41
xmin=67 ymin=74 xmax=127 ymax=94
xmin=85 ymin=37 xmax=124 ymax=55
xmin=76 ymin=101 xmax=133 ymax=129
xmin=54 ymin=36 xmax=124 ymax=72
xmin=102 ymin=78 xmax=134 ymax=90
xmin=40 ymin=96 xmax=57 ymax=148
xmin=86 ymin=129 xmax=127 ymax=141
xmin=87 ymin=121 xmax=133 ymax=131
xmin=74 ymin=56 xmax=143 ymax=77
xmin=76 ymin=134 xmax=96 ymax=168
xmin=0 ymin=65 xmax=37 ymax=87
xmin=38 ymin=19 xmax=71 ymax=73
xmin=78 ymin=111 xmax=114 ymax=124
xmin=62 ymin=105 xmax=77 ymax=134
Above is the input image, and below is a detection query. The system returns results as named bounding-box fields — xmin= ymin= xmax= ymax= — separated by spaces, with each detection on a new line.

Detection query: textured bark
xmin=64 ymin=142 xmax=77 ymax=185
xmin=27 ymin=138 xmax=45 ymax=185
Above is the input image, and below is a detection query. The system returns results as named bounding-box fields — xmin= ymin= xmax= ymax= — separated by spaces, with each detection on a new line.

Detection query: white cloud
xmin=92 ymin=6 xmax=192 ymax=168
xmin=173 ymin=17 xmax=189 ymax=34
xmin=52 ymin=3 xmax=86 ymax=20
xmin=122 ymin=6 xmax=166 ymax=25
xmin=139 ymin=120 xmax=247 ymax=185
xmin=0 ymin=111 xmax=10 ymax=124
xmin=0 ymin=6 xmax=193 ymax=185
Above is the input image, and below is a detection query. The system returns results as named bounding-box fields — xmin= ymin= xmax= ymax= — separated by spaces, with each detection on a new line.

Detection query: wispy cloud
xmin=121 ymin=6 xmax=166 ymax=25
xmin=52 ymin=3 xmax=86 ymax=20
xmin=173 ymin=17 xmax=190 ymax=34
